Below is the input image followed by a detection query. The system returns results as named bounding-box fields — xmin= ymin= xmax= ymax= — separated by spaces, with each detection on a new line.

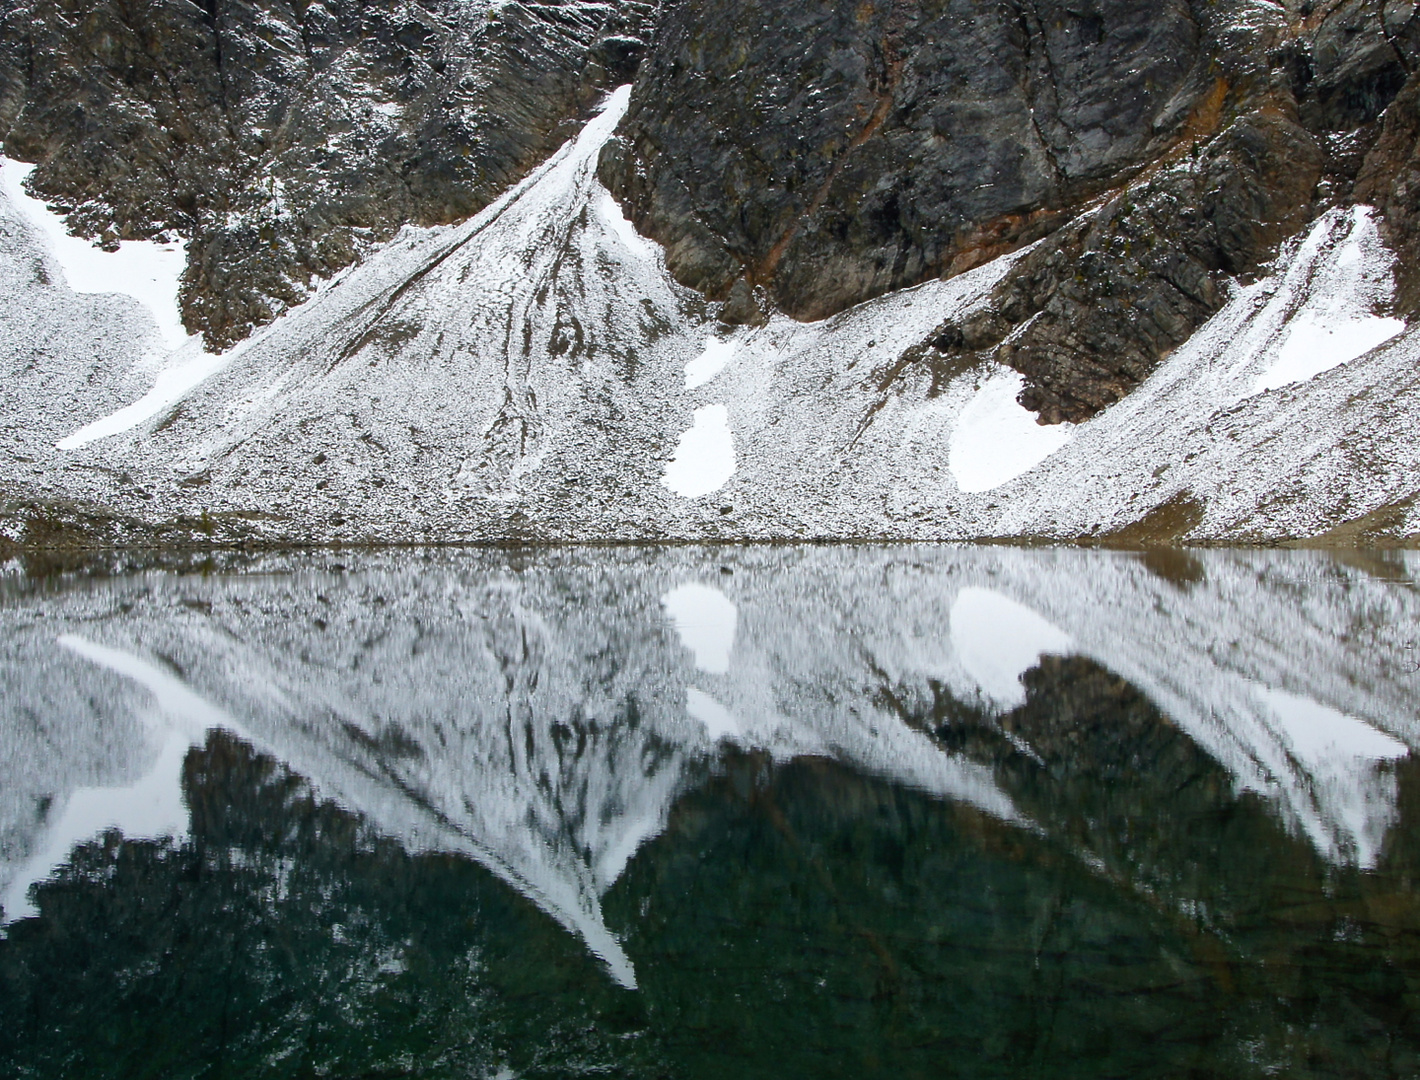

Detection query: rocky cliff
xmin=0 ymin=0 xmax=657 ymax=348
xmin=601 ymin=0 xmax=1420 ymax=420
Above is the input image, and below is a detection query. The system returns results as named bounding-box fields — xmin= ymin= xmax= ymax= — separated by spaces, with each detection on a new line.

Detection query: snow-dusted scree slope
xmin=1 ymin=547 xmax=1415 ymax=983
xmin=2 ymin=83 xmax=1418 ymax=544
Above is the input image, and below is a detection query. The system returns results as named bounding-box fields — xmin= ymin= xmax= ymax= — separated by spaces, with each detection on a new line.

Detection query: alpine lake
xmin=2 ymin=544 xmax=1418 ymax=1079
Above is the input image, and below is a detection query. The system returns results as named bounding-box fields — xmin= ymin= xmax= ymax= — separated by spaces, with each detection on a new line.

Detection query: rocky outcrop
xmin=1356 ymin=71 xmax=1420 ymax=312
xmin=600 ymin=0 xmax=1213 ymax=322
xmin=1292 ymin=0 xmax=1419 ymax=135
xmin=0 ymin=0 xmax=657 ymax=349
xmin=933 ymin=104 xmax=1327 ymax=422
xmin=602 ymin=0 xmax=1420 ymax=421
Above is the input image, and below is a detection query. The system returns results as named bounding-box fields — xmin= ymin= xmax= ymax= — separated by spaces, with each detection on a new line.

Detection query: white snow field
xmin=0 ymin=91 xmax=1417 ymax=542
xmin=1 ymin=546 xmax=1413 ymax=980
xmin=683 ymin=335 xmax=736 ymax=389
xmin=948 ymin=369 xmax=1076 ymax=493
xmin=0 ymin=158 xmax=190 ymax=349
xmin=662 ymin=403 xmax=736 ymax=497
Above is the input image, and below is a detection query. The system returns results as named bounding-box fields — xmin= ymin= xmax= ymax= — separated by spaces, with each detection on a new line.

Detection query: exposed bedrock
xmin=600 ymin=0 xmax=1211 ymax=319
xmin=602 ymin=0 xmax=1420 ymax=421
xmin=0 ymin=0 xmax=658 ymax=349
xmin=3 ymin=0 xmax=1419 ymax=430
xmin=1356 ymin=70 xmax=1420 ymax=312
xmin=943 ymin=106 xmax=1327 ymax=423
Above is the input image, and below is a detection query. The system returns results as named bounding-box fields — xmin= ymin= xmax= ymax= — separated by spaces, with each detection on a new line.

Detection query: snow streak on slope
xmin=53 ymin=348 xmax=233 ymax=451
xmin=2 ymin=548 xmax=1414 ymax=976
xmin=1250 ymin=208 xmax=1403 ymax=394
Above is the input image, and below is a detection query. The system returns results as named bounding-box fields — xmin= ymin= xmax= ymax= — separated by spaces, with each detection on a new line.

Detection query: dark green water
xmin=1 ymin=546 xmax=1418 ymax=1078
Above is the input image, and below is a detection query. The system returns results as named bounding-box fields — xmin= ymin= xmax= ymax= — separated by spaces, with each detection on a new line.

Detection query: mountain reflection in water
xmin=1 ymin=545 xmax=1418 ymax=1078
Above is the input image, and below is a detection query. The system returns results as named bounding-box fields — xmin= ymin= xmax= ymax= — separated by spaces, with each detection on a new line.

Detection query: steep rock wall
xmin=0 ymin=0 xmax=657 ymax=348
xmin=600 ymin=0 xmax=1210 ymax=321
xmin=601 ymin=0 xmax=1420 ymax=421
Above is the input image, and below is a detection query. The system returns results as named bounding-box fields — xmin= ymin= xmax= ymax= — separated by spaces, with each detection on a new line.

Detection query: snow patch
xmin=662 ymin=583 xmax=738 ymax=674
xmin=1253 ymin=311 xmax=1404 ymax=394
xmin=594 ymin=190 xmax=656 ymax=262
xmin=1 ymin=157 xmax=192 ymax=349
xmin=1250 ymin=205 xmax=1403 ymax=394
xmin=949 ymin=587 xmax=1073 ymax=709
xmin=949 ymin=368 xmax=1075 ymax=493
xmin=662 ymin=404 xmax=736 ymax=497
xmin=684 ymin=336 xmax=736 ymax=389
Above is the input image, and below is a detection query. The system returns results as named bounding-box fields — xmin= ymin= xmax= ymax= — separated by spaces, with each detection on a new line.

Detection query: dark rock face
xmin=600 ymin=0 xmax=1208 ymax=321
xmin=0 ymin=0 xmax=657 ymax=349
xmin=1356 ymin=71 xmax=1420 ymax=313
xmin=947 ymin=106 xmax=1326 ymax=423
xmin=1293 ymin=0 xmax=1419 ymax=134
xmin=603 ymin=0 xmax=1420 ymax=421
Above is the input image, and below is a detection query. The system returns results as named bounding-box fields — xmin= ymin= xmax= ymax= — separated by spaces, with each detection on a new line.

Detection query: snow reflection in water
xmin=1 ymin=546 xmax=1417 ymax=1066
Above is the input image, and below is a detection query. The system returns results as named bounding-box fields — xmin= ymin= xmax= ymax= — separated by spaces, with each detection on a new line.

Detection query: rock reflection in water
xmin=1 ymin=545 xmax=1418 ymax=1077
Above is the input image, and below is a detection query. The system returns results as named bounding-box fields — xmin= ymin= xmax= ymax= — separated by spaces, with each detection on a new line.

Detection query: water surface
xmin=2 ymin=545 xmax=1419 ymax=1078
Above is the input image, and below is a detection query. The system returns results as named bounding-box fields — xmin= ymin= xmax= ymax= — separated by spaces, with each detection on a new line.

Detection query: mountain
xmin=1 ymin=0 xmax=1419 ymax=546
xmin=0 ymin=0 xmax=656 ymax=349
